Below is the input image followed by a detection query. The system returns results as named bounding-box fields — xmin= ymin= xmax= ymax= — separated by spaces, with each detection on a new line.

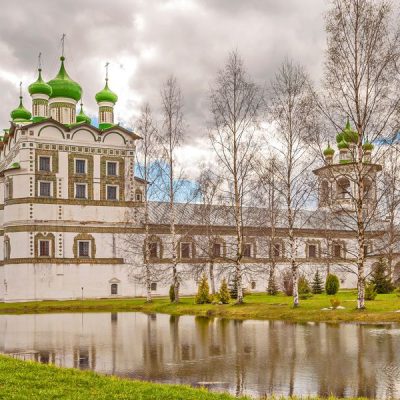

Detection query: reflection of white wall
xmin=0 ymin=313 xmax=398 ymax=398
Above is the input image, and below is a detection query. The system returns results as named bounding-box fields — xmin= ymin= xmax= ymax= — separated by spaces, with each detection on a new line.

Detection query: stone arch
xmin=71 ymin=129 xmax=97 ymax=142
xmin=102 ymin=131 xmax=127 ymax=145
xmin=38 ymin=125 xmax=65 ymax=139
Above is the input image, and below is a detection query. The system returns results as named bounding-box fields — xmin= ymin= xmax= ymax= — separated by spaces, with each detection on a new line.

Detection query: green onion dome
xmin=362 ymin=141 xmax=374 ymax=152
xmin=10 ymin=97 xmax=32 ymax=122
xmin=336 ymin=118 xmax=358 ymax=144
xmin=323 ymin=144 xmax=335 ymax=156
xmin=76 ymin=103 xmax=91 ymax=124
xmin=95 ymin=80 xmax=118 ymax=104
xmin=338 ymin=138 xmax=349 ymax=150
xmin=99 ymin=122 xmax=114 ymax=130
xmin=47 ymin=57 xmax=82 ymax=101
xmin=28 ymin=69 xmax=52 ymax=97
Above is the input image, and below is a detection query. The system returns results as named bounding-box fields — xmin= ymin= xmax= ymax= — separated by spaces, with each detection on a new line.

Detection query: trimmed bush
xmin=267 ymin=272 xmax=279 ymax=295
xmin=218 ymin=278 xmax=231 ymax=304
xmin=311 ymin=269 xmax=324 ymax=294
xmin=195 ymin=273 xmax=212 ymax=304
xmin=365 ymin=282 xmax=377 ymax=301
xmin=325 ymin=274 xmax=340 ymax=295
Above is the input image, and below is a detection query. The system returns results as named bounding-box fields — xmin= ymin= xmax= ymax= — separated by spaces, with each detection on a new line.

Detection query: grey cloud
xmin=0 ymin=0 xmax=327 ymax=140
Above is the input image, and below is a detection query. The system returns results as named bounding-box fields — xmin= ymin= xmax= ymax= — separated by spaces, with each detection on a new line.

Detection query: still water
xmin=0 ymin=312 xmax=399 ymax=398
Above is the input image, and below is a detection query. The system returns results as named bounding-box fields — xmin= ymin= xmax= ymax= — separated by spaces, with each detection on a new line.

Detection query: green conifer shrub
xmin=281 ymin=269 xmax=293 ymax=296
xmin=369 ymin=258 xmax=394 ymax=294
xmin=365 ymin=282 xmax=377 ymax=300
xmin=298 ymin=275 xmax=312 ymax=299
xmin=311 ymin=269 xmax=324 ymax=294
xmin=325 ymin=274 xmax=340 ymax=295
xmin=195 ymin=273 xmax=212 ymax=304
xmin=267 ymin=272 xmax=279 ymax=295
xmin=218 ymin=278 xmax=231 ymax=304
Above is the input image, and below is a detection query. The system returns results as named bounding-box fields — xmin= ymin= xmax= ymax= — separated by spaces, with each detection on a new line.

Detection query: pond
xmin=0 ymin=312 xmax=399 ymax=398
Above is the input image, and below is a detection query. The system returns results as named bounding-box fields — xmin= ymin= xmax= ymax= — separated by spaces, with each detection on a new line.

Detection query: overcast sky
xmin=0 ymin=0 xmax=328 ymax=177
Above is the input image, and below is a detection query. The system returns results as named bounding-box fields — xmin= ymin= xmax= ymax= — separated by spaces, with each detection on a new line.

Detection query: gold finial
xmin=61 ymin=33 xmax=66 ymax=58
xmin=105 ymin=62 xmax=110 ymax=82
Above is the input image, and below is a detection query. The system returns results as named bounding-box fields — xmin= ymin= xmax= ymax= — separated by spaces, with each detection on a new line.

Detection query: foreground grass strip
xmin=0 ymin=291 xmax=399 ymax=323
xmin=0 ymin=356 xmax=368 ymax=400
xmin=0 ymin=355 xmax=249 ymax=400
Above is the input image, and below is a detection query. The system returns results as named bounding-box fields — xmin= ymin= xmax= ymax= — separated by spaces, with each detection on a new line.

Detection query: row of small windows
xmin=38 ymin=181 xmax=120 ymax=200
xmin=146 ymin=241 xmax=354 ymax=260
xmin=39 ymin=156 xmax=119 ymax=176
xmin=38 ymin=239 xmax=91 ymax=257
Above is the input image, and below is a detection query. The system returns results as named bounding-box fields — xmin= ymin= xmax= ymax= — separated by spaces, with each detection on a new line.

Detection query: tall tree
xmin=209 ymin=51 xmax=263 ymax=304
xmin=159 ymin=76 xmax=185 ymax=303
xmin=135 ymin=103 xmax=159 ymax=302
xmin=268 ymin=59 xmax=318 ymax=307
xmin=321 ymin=0 xmax=400 ymax=308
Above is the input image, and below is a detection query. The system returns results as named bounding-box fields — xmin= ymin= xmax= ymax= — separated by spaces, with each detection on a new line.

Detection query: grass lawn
xmin=0 ymin=355 xmax=368 ymax=400
xmin=0 ymin=290 xmax=399 ymax=323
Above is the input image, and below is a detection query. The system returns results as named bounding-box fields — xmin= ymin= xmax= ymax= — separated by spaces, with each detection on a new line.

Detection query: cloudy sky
xmin=0 ymin=0 xmax=328 ymax=177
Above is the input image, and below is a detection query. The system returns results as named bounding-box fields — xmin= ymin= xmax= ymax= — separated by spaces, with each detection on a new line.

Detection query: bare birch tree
xmin=159 ymin=76 xmax=185 ymax=303
xmin=209 ymin=51 xmax=263 ymax=304
xmin=320 ymin=0 xmax=400 ymax=308
xmin=135 ymin=103 xmax=159 ymax=302
xmin=268 ymin=59 xmax=318 ymax=307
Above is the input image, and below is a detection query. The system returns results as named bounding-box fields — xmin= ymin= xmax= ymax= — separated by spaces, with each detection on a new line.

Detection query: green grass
xmin=0 ymin=290 xmax=399 ymax=323
xmin=0 ymin=355 xmax=368 ymax=399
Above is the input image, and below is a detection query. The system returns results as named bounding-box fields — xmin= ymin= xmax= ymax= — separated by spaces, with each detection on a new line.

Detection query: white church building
xmin=0 ymin=54 xmax=395 ymax=302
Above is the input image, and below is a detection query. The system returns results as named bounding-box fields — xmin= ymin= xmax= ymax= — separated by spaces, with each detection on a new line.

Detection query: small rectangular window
xmin=273 ymin=243 xmax=281 ymax=258
xmin=213 ymin=243 xmax=221 ymax=257
xmin=78 ymin=241 xmax=90 ymax=257
xmin=243 ymin=244 xmax=251 ymax=258
xmin=39 ymin=240 xmax=50 ymax=257
xmin=39 ymin=156 xmax=51 ymax=172
xmin=308 ymin=244 xmax=317 ymax=258
xmin=148 ymin=242 xmax=158 ymax=258
xmin=180 ymin=243 xmax=191 ymax=259
xmin=39 ymin=181 xmax=51 ymax=197
xmin=251 ymin=281 xmax=256 ymax=290
xmin=107 ymin=162 xmax=117 ymax=176
xmin=333 ymin=244 xmax=341 ymax=258
xmin=75 ymin=159 xmax=86 ymax=174
xmin=111 ymin=283 xmax=118 ymax=295
xmin=151 ymin=282 xmax=157 ymax=291
xmin=364 ymin=245 xmax=369 ymax=257
xmin=107 ymin=185 xmax=118 ymax=200
xmin=75 ymin=184 xmax=87 ymax=199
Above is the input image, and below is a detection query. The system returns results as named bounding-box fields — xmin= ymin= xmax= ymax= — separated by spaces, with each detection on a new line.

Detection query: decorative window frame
xmin=77 ymin=240 xmax=91 ymax=258
xmin=100 ymin=156 xmax=125 ymax=201
xmin=38 ymin=155 xmax=52 ymax=172
xmin=135 ymin=189 xmax=143 ymax=202
xmin=106 ymin=160 xmax=119 ymax=177
xmin=270 ymin=239 xmax=285 ymax=259
xmin=74 ymin=183 xmax=88 ymax=199
xmin=106 ymin=184 xmax=119 ymax=201
xmin=74 ymin=158 xmax=87 ymax=174
xmin=211 ymin=237 xmax=227 ymax=259
xmin=242 ymin=237 xmax=257 ymax=259
xmin=73 ymin=233 xmax=96 ymax=258
xmin=178 ymin=236 xmax=196 ymax=260
xmin=305 ymin=240 xmax=321 ymax=259
xmin=34 ymin=233 xmax=55 ymax=258
xmin=38 ymin=180 xmax=53 ymax=197
xmin=68 ymin=154 xmax=93 ymax=200
xmin=331 ymin=240 xmax=346 ymax=259
xmin=144 ymin=235 xmax=163 ymax=260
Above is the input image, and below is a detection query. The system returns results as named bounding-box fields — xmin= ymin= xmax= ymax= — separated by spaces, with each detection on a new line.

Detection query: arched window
xmin=111 ymin=283 xmax=118 ymax=295
xmin=320 ymin=180 xmax=330 ymax=205
xmin=337 ymin=177 xmax=351 ymax=199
